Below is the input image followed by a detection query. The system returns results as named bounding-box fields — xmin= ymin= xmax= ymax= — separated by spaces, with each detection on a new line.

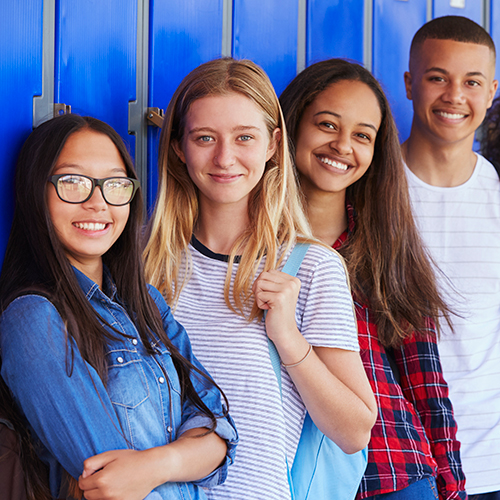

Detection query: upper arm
xmin=0 ymin=296 xmax=129 ymax=479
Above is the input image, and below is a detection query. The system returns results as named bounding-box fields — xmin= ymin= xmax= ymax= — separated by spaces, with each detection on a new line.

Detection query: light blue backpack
xmin=267 ymin=242 xmax=368 ymax=500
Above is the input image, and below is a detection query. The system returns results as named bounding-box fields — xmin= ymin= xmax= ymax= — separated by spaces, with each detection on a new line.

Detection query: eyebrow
xmin=313 ymin=110 xmax=379 ymax=133
xmin=53 ymin=163 xmax=127 ymax=175
xmin=424 ymin=67 xmax=487 ymax=79
xmin=187 ymin=125 xmax=261 ymax=135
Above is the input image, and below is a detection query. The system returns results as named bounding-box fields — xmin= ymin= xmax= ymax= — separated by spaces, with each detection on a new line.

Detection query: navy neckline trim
xmin=190 ymin=235 xmax=241 ymax=263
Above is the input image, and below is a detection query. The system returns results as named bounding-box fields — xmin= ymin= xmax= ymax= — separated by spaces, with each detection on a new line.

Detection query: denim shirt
xmin=0 ymin=268 xmax=237 ymax=500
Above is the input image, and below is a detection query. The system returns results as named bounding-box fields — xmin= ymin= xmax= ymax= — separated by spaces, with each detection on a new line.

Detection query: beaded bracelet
xmin=281 ymin=344 xmax=313 ymax=368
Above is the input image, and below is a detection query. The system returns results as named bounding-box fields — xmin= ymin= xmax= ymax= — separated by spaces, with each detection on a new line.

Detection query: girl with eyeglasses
xmin=280 ymin=59 xmax=466 ymax=500
xmin=143 ymin=58 xmax=377 ymax=500
xmin=0 ymin=114 xmax=237 ymax=500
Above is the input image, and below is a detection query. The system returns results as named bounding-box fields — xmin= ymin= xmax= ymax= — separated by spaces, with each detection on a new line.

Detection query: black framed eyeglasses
xmin=48 ymin=174 xmax=140 ymax=206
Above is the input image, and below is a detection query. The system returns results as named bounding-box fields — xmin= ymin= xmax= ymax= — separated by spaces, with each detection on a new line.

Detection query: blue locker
xmin=148 ymin=0 xmax=224 ymax=206
xmin=0 ymin=0 xmax=43 ymax=262
xmin=373 ymin=0 xmax=428 ymax=142
xmin=55 ymin=0 xmax=137 ymax=156
xmin=307 ymin=0 xmax=364 ymax=66
xmin=233 ymin=0 xmax=298 ymax=95
xmin=491 ymin=0 xmax=500 ymax=86
xmin=433 ymin=0 xmax=482 ymax=24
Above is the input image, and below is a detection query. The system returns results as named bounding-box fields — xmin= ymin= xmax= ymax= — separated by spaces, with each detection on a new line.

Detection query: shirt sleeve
xmin=295 ymin=245 xmax=359 ymax=351
xmin=0 ymin=295 xmax=130 ymax=482
xmin=148 ymin=285 xmax=238 ymax=487
xmin=395 ymin=319 xmax=467 ymax=500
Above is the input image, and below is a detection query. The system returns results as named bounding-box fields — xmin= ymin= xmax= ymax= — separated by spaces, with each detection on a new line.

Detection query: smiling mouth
xmin=435 ymin=111 xmax=467 ymax=120
xmin=317 ymin=156 xmax=350 ymax=171
xmin=73 ymin=222 xmax=108 ymax=231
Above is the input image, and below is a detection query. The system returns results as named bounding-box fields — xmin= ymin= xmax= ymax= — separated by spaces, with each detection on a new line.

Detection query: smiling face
xmin=294 ymin=79 xmax=382 ymax=198
xmin=173 ymin=92 xmax=279 ymax=215
xmin=47 ymin=128 xmax=130 ymax=276
xmin=405 ymin=38 xmax=498 ymax=147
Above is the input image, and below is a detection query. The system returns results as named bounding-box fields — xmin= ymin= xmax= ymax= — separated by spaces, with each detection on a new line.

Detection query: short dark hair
xmin=410 ymin=15 xmax=496 ymax=61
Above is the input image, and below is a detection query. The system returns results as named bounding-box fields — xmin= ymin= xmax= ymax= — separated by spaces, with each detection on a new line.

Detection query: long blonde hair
xmin=144 ymin=58 xmax=313 ymax=319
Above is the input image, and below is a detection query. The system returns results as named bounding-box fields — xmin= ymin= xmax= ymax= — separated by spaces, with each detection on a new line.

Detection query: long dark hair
xmin=481 ymin=95 xmax=500 ymax=167
xmin=280 ymin=59 xmax=450 ymax=347
xmin=0 ymin=115 xmax=225 ymax=489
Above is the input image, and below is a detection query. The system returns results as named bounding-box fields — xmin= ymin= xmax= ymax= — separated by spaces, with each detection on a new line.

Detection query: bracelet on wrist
xmin=281 ymin=344 xmax=313 ymax=368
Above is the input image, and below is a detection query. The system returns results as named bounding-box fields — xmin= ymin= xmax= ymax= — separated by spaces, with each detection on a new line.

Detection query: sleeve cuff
xmin=177 ymin=413 xmax=238 ymax=488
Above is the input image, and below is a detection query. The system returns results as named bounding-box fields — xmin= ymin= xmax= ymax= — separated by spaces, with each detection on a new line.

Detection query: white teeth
xmin=437 ymin=111 xmax=466 ymax=119
xmin=74 ymin=222 xmax=106 ymax=231
xmin=318 ymin=156 xmax=349 ymax=171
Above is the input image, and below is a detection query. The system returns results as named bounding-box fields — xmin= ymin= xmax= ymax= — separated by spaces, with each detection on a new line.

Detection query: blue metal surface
xmin=491 ymin=0 xmax=500 ymax=89
xmin=433 ymin=0 xmax=482 ymax=24
xmin=55 ymin=0 xmax=137 ymax=157
xmin=0 ymin=0 xmax=43 ymax=262
xmin=148 ymin=0 xmax=224 ymax=207
xmin=307 ymin=0 xmax=364 ymax=66
xmin=233 ymin=0 xmax=298 ymax=95
xmin=373 ymin=0 xmax=427 ymax=142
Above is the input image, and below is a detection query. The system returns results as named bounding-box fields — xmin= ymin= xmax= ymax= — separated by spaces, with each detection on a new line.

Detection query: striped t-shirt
xmin=406 ymin=154 xmax=500 ymax=495
xmin=174 ymin=240 xmax=359 ymax=500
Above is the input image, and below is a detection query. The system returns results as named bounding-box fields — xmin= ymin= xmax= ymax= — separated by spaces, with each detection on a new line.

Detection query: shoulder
xmin=1 ymin=295 xmax=64 ymax=349
xmin=295 ymin=243 xmax=349 ymax=283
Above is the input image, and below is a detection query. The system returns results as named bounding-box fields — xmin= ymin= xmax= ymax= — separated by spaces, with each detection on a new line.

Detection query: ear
xmin=266 ymin=128 xmax=281 ymax=162
xmin=487 ymin=79 xmax=499 ymax=109
xmin=404 ymin=72 xmax=413 ymax=100
xmin=172 ymin=139 xmax=186 ymax=164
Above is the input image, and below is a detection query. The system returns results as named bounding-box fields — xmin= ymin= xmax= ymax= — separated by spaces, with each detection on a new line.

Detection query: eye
xmin=197 ymin=135 xmax=214 ymax=143
xmin=356 ymin=132 xmax=372 ymax=142
xmin=319 ymin=121 xmax=336 ymax=130
xmin=238 ymin=134 xmax=253 ymax=142
xmin=466 ymin=80 xmax=481 ymax=87
xmin=429 ymin=76 xmax=445 ymax=83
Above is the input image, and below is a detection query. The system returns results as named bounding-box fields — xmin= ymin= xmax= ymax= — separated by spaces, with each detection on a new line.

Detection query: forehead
xmin=185 ymin=93 xmax=267 ymax=127
xmin=53 ymin=129 xmax=126 ymax=174
xmin=308 ymin=80 xmax=382 ymax=124
xmin=411 ymin=38 xmax=496 ymax=79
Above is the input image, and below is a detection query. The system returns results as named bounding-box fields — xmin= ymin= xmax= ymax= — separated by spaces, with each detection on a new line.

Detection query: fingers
xmin=253 ymin=270 xmax=301 ymax=312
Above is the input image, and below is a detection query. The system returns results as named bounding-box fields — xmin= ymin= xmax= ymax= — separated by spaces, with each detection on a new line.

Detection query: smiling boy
xmin=403 ymin=16 xmax=500 ymax=499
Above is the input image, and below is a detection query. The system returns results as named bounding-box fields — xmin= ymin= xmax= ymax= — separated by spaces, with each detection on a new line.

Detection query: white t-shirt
xmin=174 ymin=240 xmax=359 ymax=500
xmin=406 ymin=154 xmax=500 ymax=495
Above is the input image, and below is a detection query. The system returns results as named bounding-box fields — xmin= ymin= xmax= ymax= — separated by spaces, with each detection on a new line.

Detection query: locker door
xmin=232 ymin=0 xmax=298 ymax=95
xmin=490 ymin=0 xmax=500 ymax=86
xmin=148 ymin=0 xmax=224 ymax=206
xmin=55 ymin=0 xmax=137 ymax=157
xmin=373 ymin=0 xmax=427 ymax=142
xmin=432 ymin=0 xmax=483 ymax=24
xmin=0 ymin=0 xmax=43 ymax=262
xmin=307 ymin=0 xmax=364 ymax=66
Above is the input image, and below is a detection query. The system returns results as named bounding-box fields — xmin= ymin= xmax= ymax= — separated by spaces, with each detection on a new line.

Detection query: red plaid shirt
xmin=334 ymin=205 xmax=466 ymax=499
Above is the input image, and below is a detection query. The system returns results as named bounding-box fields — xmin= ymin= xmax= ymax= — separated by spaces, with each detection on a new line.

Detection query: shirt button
xmin=167 ymin=426 xmax=173 ymax=433
xmin=158 ymin=377 xmax=165 ymax=384
xmin=132 ymin=339 xmax=138 ymax=345
xmin=117 ymin=357 xmax=124 ymax=364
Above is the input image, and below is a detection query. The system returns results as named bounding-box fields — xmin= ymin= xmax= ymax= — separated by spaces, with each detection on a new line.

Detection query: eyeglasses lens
xmin=57 ymin=175 xmax=92 ymax=203
xmin=103 ymin=178 xmax=134 ymax=205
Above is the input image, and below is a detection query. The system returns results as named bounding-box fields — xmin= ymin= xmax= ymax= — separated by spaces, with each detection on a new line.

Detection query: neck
xmin=70 ymin=258 xmax=103 ymax=288
xmin=301 ymin=184 xmax=347 ymax=247
xmin=402 ymin=127 xmax=477 ymax=187
xmin=195 ymin=201 xmax=250 ymax=255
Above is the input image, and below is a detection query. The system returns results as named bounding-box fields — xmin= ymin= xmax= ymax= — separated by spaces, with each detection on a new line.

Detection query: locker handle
xmin=147 ymin=108 xmax=164 ymax=128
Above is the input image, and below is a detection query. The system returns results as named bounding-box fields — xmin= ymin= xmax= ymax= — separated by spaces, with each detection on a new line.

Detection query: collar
xmin=190 ymin=235 xmax=242 ymax=263
xmin=72 ymin=266 xmax=117 ymax=301
xmin=333 ymin=202 xmax=356 ymax=250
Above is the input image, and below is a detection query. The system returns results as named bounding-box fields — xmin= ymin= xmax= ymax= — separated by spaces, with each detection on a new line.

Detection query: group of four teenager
xmin=0 ymin=13 xmax=496 ymax=500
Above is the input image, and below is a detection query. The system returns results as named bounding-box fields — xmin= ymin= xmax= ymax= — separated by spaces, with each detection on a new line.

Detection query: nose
xmin=330 ymin=131 xmax=353 ymax=156
xmin=83 ymin=185 xmax=107 ymax=210
xmin=214 ymin=141 xmax=236 ymax=169
xmin=442 ymin=81 xmax=465 ymax=104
